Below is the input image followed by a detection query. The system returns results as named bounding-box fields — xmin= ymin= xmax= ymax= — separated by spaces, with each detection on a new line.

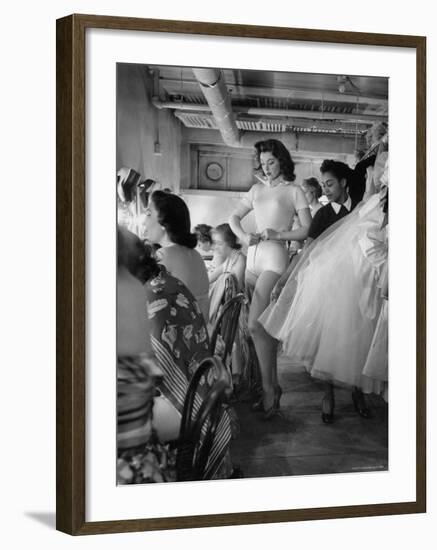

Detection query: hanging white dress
xmin=259 ymin=168 xmax=388 ymax=396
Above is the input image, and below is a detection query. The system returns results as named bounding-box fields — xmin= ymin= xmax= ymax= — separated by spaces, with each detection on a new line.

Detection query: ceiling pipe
xmin=151 ymin=99 xmax=387 ymax=124
xmin=188 ymin=69 xmax=240 ymax=146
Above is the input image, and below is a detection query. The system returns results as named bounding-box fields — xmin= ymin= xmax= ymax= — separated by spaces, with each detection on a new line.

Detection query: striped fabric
xmin=151 ymin=336 xmax=232 ymax=478
xmin=117 ymin=353 xmax=162 ymax=450
xmin=145 ymin=268 xmax=233 ymax=478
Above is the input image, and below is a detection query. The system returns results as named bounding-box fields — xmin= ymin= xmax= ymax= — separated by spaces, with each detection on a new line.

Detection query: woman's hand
xmin=244 ymin=232 xmax=262 ymax=247
xmin=261 ymin=228 xmax=280 ymax=241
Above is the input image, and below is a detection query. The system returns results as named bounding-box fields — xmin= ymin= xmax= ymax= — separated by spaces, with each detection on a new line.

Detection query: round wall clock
xmin=206 ymin=161 xmax=224 ymax=181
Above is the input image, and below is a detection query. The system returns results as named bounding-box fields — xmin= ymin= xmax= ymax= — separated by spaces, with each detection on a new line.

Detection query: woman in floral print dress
xmin=119 ymin=227 xmax=233 ymax=479
xmin=145 ymin=262 xmax=233 ymax=479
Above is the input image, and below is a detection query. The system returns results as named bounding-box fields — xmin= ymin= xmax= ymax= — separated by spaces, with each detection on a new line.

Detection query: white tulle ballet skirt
xmin=260 ymin=193 xmax=388 ymax=396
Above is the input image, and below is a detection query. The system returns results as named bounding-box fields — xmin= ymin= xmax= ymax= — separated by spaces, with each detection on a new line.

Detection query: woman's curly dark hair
xmin=254 ymin=139 xmax=296 ymax=182
xmin=320 ymin=159 xmax=353 ymax=186
xmin=194 ymin=224 xmax=213 ymax=245
xmin=213 ymin=223 xmax=241 ymax=250
xmin=150 ymin=190 xmax=197 ymax=249
xmin=117 ymin=226 xmax=160 ymax=284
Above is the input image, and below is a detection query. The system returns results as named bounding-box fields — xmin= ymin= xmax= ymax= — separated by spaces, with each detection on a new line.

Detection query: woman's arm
xmin=232 ymin=253 xmax=246 ymax=290
xmin=262 ymin=206 xmax=312 ymax=242
xmin=208 ymin=261 xmax=224 ymax=284
xmin=229 ymin=202 xmax=261 ymax=247
xmin=117 ymin=268 xmax=155 ymax=357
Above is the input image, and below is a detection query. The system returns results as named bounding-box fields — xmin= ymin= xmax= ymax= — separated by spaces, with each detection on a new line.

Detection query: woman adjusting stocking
xmin=229 ymin=139 xmax=311 ymax=419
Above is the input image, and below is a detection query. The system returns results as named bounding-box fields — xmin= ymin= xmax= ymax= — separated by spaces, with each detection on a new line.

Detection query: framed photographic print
xmin=56 ymin=13 xmax=426 ymax=535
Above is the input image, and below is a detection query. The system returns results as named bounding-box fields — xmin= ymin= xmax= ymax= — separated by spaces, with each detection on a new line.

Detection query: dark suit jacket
xmin=308 ymin=198 xmax=359 ymax=241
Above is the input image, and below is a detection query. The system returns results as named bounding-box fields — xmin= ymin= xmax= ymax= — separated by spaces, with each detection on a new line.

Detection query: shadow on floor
xmin=25 ymin=512 xmax=56 ymax=529
xmin=231 ymin=368 xmax=388 ymax=480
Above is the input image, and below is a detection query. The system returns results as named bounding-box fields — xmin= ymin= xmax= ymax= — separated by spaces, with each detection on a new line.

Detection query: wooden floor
xmin=230 ymin=358 xmax=388 ymax=479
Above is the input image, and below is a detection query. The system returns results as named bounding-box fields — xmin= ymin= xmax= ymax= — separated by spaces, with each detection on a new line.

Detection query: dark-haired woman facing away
xmin=229 ymin=139 xmax=311 ymax=418
xmin=143 ymin=190 xmax=210 ymax=320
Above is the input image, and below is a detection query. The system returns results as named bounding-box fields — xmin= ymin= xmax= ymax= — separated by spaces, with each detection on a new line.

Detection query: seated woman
xmin=143 ymin=190 xmax=210 ymax=321
xmin=208 ymin=223 xmax=246 ymax=323
xmin=208 ymin=224 xmax=247 ymax=389
xmin=194 ymin=223 xmax=213 ymax=258
xmin=122 ymin=228 xmax=234 ymax=479
xmin=117 ymin=227 xmax=172 ymax=484
xmin=194 ymin=223 xmax=221 ymax=274
xmin=301 ymin=177 xmax=323 ymax=217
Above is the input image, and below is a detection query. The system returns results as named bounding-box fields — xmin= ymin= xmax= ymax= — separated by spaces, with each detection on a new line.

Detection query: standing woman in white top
xmin=143 ymin=190 xmax=210 ymax=321
xmin=229 ymin=139 xmax=312 ymax=418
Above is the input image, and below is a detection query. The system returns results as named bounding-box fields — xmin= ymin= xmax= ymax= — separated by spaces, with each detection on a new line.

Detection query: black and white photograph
xmin=116 ymin=63 xmax=389 ymax=484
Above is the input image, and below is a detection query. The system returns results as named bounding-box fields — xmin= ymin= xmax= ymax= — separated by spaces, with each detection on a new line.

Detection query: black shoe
xmin=321 ymin=394 xmax=335 ymax=424
xmin=251 ymin=397 xmax=264 ymax=412
xmin=352 ymin=389 xmax=371 ymax=418
xmin=262 ymin=386 xmax=283 ymax=421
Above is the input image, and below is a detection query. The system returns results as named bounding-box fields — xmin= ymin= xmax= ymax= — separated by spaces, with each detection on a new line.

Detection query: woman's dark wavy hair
xmin=320 ymin=159 xmax=353 ymax=185
xmin=194 ymin=223 xmax=213 ymax=245
xmin=117 ymin=226 xmax=160 ymax=284
xmin=254 ymin=139 xmax=296 ymax=182
xmin=302 ymin=177 xmax=323 ymax=199
xmin=214 ymin=223 xmax=242 ymax=250
xmin=150 ymin=190 xmax=197 ymax=249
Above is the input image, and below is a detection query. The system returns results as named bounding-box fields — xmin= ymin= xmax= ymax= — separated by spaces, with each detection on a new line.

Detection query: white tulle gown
xmin=259 ymin=183 xmax=388 ymax=397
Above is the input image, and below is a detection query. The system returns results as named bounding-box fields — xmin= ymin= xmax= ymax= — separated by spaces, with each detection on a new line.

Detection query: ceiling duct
xmin=174 ymin=111 xmax=368 ymax=135
xmin=152 ymin=99 xmax=387 ymax=125
xmin=191 ymin=68 xmax=241 ymax=147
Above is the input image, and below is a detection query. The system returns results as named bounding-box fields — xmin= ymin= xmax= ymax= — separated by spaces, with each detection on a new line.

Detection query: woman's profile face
xmin=212 ymin=231 xmax=231 ymax=260
xmin=260 ymin=151 xmax=281 ymax=182
xmin=143 ymin=199 xmax=165 ymax=244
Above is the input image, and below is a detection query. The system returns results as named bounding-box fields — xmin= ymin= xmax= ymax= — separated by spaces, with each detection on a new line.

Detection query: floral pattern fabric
xmin=145 ymin=268 xmax=211 ymax=413
xmin=144 ymin=267 xmax=233 ymax=479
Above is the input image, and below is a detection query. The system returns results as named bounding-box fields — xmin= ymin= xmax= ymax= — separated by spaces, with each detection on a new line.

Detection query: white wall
xmin=117 ymin=63 xmax=183 ymax=187
xmin=2 ymin=1 xmax=435 ymax=550
xmin=182 ymin=192 xmax=257 ymax=233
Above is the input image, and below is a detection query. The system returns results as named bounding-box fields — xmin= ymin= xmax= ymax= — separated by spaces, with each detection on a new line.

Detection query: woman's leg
xmin=247 ymin=270 xmax=281 ymax=410
xmin=352 ymin=386 xmax=371 ymax=418
xmin=152 ymin=395 xmax=182 ymax=442
xmin=321 ymin=382 xmax=335 ymax=423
